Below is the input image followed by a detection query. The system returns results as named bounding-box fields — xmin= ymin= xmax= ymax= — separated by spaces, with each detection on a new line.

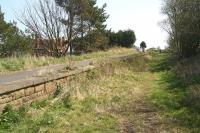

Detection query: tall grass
xmin=149 ymin=51 xmax=200 ymax=132
xmin=0 ymin=48 xmax=134 ymax=75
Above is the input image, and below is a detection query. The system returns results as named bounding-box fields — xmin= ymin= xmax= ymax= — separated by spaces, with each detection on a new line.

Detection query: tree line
xmin=0 ymin=9 xmax=31 ymax=57
xmin=161 ymin=0 xmax=200 ymax=59
xmin=0 ymin=0 xmax=137 ymax=57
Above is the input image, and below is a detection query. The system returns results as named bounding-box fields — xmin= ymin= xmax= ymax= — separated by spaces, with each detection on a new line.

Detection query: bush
xmin=73 ymin=31 xmax=109 ymax=52
xmin=0 ymin=105 xmax=21 ymax=129
xmin=107 ymin=29 xmax=136 ymax=48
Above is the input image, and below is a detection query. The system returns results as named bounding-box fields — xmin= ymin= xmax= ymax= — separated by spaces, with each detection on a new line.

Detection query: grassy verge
xmin=148 ymin=51 xmax=200 ymax=132
xmin=0 ymin=47 xmax=135 ymax=75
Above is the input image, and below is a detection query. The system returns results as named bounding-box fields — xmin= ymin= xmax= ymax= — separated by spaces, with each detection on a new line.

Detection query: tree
xmin=21 ymin=0 xmax=109 ymax=56
xmin=140 ymin=41 xmax=147 ymax=52
xmin=118 ymin=30 xmax=136 ymax=48
xmin=0 ymin=9 xmax=31 ymax=57
xmin=161 ymin=0 xmax=200 ymax=59
xmin=107 ymin=29 xmax=136 ymax=48
xmin=21 ymin=0 xmax=66 ymax=57
xmin=55 ymin=0 xmax=82 ymax=55
xmin=55 ymin=0 xmax=109 ymax=53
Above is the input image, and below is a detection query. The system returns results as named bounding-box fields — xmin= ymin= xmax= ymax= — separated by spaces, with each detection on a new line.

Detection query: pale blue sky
xmin=0 ymin=0 xmax=168 ymax=49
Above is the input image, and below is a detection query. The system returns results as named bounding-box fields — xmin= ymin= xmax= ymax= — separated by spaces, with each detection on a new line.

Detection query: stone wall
xmin=0 ymin=66 xmax=94 ymax=111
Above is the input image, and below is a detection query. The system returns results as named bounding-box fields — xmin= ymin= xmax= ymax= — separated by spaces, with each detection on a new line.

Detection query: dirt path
xmin=115 ymin=54 xmax=185 ymax=133
xmin=117 ymin=74 xmax=167 ymax=133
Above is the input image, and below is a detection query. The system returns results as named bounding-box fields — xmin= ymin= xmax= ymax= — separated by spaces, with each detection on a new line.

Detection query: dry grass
xmin=0 ymin=47 xmax=135 ymax=75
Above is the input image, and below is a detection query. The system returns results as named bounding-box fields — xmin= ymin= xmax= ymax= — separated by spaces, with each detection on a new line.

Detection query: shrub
xmin=0 ymin=105 xmax=21 ymax=129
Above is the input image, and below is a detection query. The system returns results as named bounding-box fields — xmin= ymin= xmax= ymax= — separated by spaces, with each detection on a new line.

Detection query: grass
xmin=1 ymin=51 xmax=200 ymax=132
xmin=0 ymin=47 xmax=135 ymax=75
xmin=149 ymin=51 xmax=200 ymax=132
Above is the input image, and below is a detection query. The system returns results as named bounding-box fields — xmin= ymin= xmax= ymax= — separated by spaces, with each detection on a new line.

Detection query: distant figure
xmin=140 ymin=41 xmax=147 ymax=52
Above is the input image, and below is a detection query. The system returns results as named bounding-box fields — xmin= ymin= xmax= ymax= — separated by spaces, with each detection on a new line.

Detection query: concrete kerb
xmin=0 ymin=65 xmax=95 ymax=95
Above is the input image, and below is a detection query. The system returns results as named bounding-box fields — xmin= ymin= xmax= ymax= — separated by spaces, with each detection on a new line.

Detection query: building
xmin=33 ymin=37 xmax=69 ymax=56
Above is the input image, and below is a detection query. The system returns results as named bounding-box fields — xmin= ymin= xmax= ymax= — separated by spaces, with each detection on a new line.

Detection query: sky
xmin=0 ymin=0 xmax=168 ymax=49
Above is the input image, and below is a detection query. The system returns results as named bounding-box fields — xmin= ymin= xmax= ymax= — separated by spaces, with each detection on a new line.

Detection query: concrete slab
xmin=0 ymin=54 xmax=134 ymax=94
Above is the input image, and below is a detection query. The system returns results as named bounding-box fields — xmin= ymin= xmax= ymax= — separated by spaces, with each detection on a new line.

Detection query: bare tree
xmin=20 ymin=0 xmax=67 ymax=57
xmin=20 ymin=0 xmax=109 ymax=56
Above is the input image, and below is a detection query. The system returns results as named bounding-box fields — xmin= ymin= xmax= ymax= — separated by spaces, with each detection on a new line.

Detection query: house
xmin=33 ymin=37 xmax=69 ymax=56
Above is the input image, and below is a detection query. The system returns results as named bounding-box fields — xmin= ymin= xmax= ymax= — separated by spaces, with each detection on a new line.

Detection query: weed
xmin=111 ymin=96 xmax=121 ymax=103
xmin=81 ymin=97 xmax=98 ymax=113
xmin=39 ymin=113 xmax=55 ymax=127
xmin=62 ymin=93 xmax=72 ymax=109
xmin=64 ymin=64 xmax=73 ymax=71
xmin=53 ymin=84 xmax=63 ymax=98
xmin=86 ymin=69 xmax=100 ymax=80
xmin=0 ymin=105 xmax=21 ymax=129
xmin=31 ymin=100 xmax=49 ymax=109
xmin=18 ymin=105 xmax=29 ymax=116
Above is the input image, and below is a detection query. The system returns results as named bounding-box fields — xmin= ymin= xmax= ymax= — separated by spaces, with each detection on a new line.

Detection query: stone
xmin=23 ymin=96 xmax=31 ymax=103
xmin=10 ymin=99 xmax=22 ymax=107
xmin=14 ymin=89 xmax=25 ymax=100
xmin=0 ymin=104 xmax=6 ymax=112
xmin=0 ymin=98 xmax=6 ymax=104
xmin=2 ymin=94 xmax=10 ymax=99
xmin=45 ymin=81 xmax=56 ymax=93
xmin=35 ymin=84 xmax=45 ymax=92
xmin=56 ymin=78 xmax=66 ymax=84
xmin=4 ymin=96 xmax=12 ymax=103
xmin=23 ymin=93 xmax=38 ymax=103
xmin=35 ymin=94 xmax=49 ymax=102
xmin=37 ymin=91 xmax=44 ymax=96
xmin=24 ymin=87 xmax=35 ymax=96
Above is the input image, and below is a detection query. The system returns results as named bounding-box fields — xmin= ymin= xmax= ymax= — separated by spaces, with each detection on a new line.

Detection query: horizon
xmin=0 ymin=0 xmax=168 ymax=49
